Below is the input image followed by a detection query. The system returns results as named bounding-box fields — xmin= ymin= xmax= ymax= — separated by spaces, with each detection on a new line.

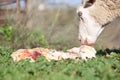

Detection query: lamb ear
xmin=84 ymin=0 xmax=96 ymax=8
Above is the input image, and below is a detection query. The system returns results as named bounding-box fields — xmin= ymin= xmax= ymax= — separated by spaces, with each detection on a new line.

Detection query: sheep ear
xmin=84 ymin=0 xmax=96 ymax=8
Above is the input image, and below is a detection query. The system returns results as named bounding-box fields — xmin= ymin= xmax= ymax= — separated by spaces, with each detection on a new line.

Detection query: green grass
xmin=1 ymin=6 xmax=120 ymax=80
xmin=0 ymin=25 xmax=49 ymax=49
xmin=0 ymin=47 xmax=120 ymax=80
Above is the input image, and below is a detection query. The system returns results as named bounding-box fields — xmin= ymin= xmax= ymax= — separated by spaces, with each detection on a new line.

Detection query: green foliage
xmin=0 ymin=48 xmax=120 ymax=80
xmin=0 ymin=25 xmax=49 ymax=49
xmin=27 ymin=29 xmax=49 ymax=47
xmin=0 ymin=24 xmax=13 ymax=41
xmin=110 ymin=52 xmax=120 ymax=60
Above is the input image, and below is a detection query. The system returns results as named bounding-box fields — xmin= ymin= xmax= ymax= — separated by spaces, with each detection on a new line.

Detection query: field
xmin=0 ymin=4 xmax=120 ymax=80
xmin=0 ymin=47 xmax=120 ymax=80
xmin=0 ymin=18 xmax=120 ymax=80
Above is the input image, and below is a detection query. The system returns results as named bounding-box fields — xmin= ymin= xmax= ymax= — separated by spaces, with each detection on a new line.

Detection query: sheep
xmin=77 ymin=0 xmax=120 ymax=46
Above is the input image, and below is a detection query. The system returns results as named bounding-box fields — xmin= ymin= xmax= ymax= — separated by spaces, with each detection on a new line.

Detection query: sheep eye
xmin=84 ymin=0 xmax=96 ymax=8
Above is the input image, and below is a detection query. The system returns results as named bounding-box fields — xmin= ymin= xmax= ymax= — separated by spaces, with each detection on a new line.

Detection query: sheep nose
xmin=78 ymin=11 xmax=82 ymax=17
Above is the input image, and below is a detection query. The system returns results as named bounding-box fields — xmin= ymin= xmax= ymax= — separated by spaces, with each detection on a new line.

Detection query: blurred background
xmin=0 ymin=0 xmax=120 ymax=50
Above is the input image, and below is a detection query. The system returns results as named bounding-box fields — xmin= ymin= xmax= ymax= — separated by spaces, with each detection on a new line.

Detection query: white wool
xmin=79 ymin=45 xmax=96 ymax=61
xmin=77 ymin=0 xmax=120 ymax=45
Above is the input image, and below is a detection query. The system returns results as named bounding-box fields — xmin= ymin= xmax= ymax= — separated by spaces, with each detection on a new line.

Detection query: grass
xmin=0 ymin=25 xmax=49 ymax=49
xmin=0 ymin=47 xmax=120 ymax=80
xmin=1 ymin=7 xmax=120 ymax=80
